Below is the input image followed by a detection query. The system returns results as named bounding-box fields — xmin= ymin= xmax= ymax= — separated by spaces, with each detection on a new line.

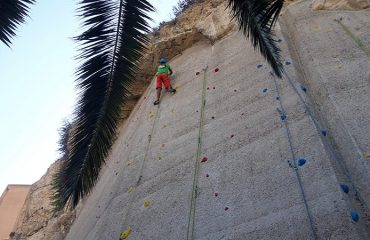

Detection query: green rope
xmin=120 ymin=86 xmax=161 ymax=234
xmin=335 ymin=19 xmax=370 ymax=59
xmin=186 ymin=66 xmax=208 ymax=240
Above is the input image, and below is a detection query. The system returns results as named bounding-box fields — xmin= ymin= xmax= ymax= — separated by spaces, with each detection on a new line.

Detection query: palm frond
xmin=53 ymin=0 xmax=154 ymax=209
xmin=0 ymin=0 xmax=35 ymax=47
xmin=228 ymin=0 xmax=284 ymax=77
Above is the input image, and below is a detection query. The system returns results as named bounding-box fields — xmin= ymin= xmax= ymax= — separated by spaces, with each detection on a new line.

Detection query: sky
xmin=0 ymin=0 xmax=178 ymax=193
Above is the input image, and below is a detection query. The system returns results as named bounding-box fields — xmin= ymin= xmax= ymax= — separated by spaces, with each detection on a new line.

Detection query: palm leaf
xmin=0 ymin=0 xmax=35 ymax=47
xmin=228 ymin=0 xmax=284 ymax=77
xmin=53 ymin=0 xmax=154 ymax=209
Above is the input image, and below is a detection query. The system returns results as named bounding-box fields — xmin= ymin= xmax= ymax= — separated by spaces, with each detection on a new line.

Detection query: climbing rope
xmin=119 ymin=81 xmax=162 ymax=237
xmin=282 ymin=70 xmax=370 ymax=215
xmin=186 ymin=66 xmax=208 ymax=240
xmin=334 ymin=19 xmax=370 ymax=59
xmin=270 ymin=72 xmax=318 ymax=239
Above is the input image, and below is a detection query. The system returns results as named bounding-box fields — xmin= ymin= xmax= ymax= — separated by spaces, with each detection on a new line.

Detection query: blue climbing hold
xmin=276 ymin=97 xmax=280 ymax=100
xmin=257 ymin=64 xmax=263 ymax=69
xmin=297 ymin=158 xmax=307 ymax=167
xmin=280 ymin=115 xmax=287 ymax=121
xmin=300 ymin=84 xmax=307 ymax=92
xmin=263 ymin=88 xmax=268 ymax=93
xmin=351 ymin=211 xmax=359 ymax=222
xmin=340 ymin=184 xmax=349 ymax=193
xmin=285 ymin=61 xmax=292 ymax=65
xmin=277 ymin=39 xmax=283 ymax=43
xmin=321 ymin=130 xmax=327 ymax=136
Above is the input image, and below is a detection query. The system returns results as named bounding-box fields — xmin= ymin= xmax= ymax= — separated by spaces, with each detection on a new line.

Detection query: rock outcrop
xmin=10 ymin=160 xmax=77 ymax=240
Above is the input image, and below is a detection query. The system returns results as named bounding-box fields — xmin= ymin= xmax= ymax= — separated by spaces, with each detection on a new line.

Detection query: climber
xmin=153 ymin=57 xmax=176 ymax=105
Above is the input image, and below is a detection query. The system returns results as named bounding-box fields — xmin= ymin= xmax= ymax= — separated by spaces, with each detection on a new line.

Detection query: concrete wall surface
xmin=67 ymin=2 xmax=370 ymax=239
xmin=0 ymin=185 xmax=31 ymax=240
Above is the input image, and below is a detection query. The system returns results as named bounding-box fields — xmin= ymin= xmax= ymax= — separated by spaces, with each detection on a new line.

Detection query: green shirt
xmin=157 ymin=63 xmax=171 ymax=75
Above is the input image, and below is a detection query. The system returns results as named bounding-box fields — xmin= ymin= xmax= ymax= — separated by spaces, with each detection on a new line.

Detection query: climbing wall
xmin=66 ymin=7 xmax=370 ymax=240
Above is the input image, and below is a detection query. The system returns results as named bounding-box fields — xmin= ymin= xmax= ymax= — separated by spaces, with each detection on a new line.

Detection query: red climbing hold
xmin=196 ymin=72 xmax=200 ymax=76
xmin=214 ymin=68 xmax=219 ymax=72
xmin=215 ymin=193 xmax=219 ymax=197
xmin=206 ymin=173 xmax=209 ymax=177
xmin=201 ymin=157 xmax=208 ymax=163
xmin=224 ymin=207 xmax=229 ymax=211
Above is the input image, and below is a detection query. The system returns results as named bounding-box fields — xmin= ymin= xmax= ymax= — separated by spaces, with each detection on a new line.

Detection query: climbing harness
xmin=270 ymin=72 xmax=318 ymax=239
xmin=186 ymin=66 xmax=208 ymax=240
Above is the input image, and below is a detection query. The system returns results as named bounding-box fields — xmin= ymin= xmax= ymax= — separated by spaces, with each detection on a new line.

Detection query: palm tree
xmin=0 ymin=0 xmax=284 ymax=210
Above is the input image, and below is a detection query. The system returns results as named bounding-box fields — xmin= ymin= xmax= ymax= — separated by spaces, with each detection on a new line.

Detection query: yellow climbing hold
xmin=325 ymin=27 xmax=333 ymax=32
xmin=336 ymin=64 xmax=342 ymax=69
xmin=127 ymin=160 xmax=133 ymax=166
xmin=174 ymin=85 xmax=179 ymax=90
xmin=120 ymin=228 xmax=132 ymax=240
xmin=312 ymin=23 xmax=320 ymax=30
xmin=363 ymin=152 xmax=370 ymax=158
xmin=144 ymin=199 xmax=151 ymax=208
xmin=128 ymin=187 xmax=133 ymax=193
xmin=158 ymin=156 xmax=162 ymax=161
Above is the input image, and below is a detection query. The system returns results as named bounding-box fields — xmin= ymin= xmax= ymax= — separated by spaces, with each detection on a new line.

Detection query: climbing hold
xmin=214 ymin=193 xmax=219 ymax=197
xmin=277 ymin=38 xmax=283 ymax=43
xmin=162 ymin=124 xmax=167 ymax=129
xmin=340 ymin=184 xmax=349 ymax=194
xmin=144 ymin=97 xmax=147 ymax=99
xmin=206 ymin=173 xmax=209 ymax=177
xmin=234 ymin=89 xmax=237 ymax=92
xmin=230 ymin=134 xmax=235 ymax=138
xmin=363 ymin=152 xmax=370 ymax=158
xmin=351 ymin=211 xmax=359 ymax=222
xmin=214 ymin=68 xmax=220 ymax=72
xmin=300 ymin=84 xmax=307 ymax=92
xmin=285 ymin=61 xmax=292 ymax=65
xmin=144 ymin=199 xmax=151 ymax=208
xmin=241 ymin=113 xmax=245 ymax=116
xmin=201 ymin=157 xmax=208 ymax=163
xmin=325 ymin=27 xmax=333 ymax=32
xmin=297 ymin=158 xmax=307 ymax=167
xmin=211 ymin=116 xmax=215 ymax=119
xmin=207 ymin=87 xmax=210 ymax=90
xmin=312 ymin=23 xmax=320 ymax=30
xmin=256 ymin=64 xmax=263 ymax=69
xmin=213 ymin=87 xmax=216 ymax=90
xmin=196 ymin=71 xmax=200 ymax=76
xmin=262 ymin=88 xmax=268 ymax=93
xmin=120 ymin=228 xmax=132 ymax=240
xmin=321 ymin=130 xmax=327 ymax=136
xmin=128 ymin=187 xmax=133 ymax=193
xmin=127 ymin=160 xmax=133 ymax=166
xmin=161 ymin=144 xmax=165 ymax=148
xmin=336 ymin=64 xmax=343 ymax=69
xmin=158 ymin=157 xmax=162 ymax=161
xmin=224 ymin=207 xmax=229 ymax=211
xmin=276 ymin=97 xmax=280 ymax=101
xmin=280 ymin=115 xmax=287 ymax=121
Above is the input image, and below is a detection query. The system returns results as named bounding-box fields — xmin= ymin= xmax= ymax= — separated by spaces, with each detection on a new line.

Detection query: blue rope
xmin=270 ymin=72 xmax=318 ymax=239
